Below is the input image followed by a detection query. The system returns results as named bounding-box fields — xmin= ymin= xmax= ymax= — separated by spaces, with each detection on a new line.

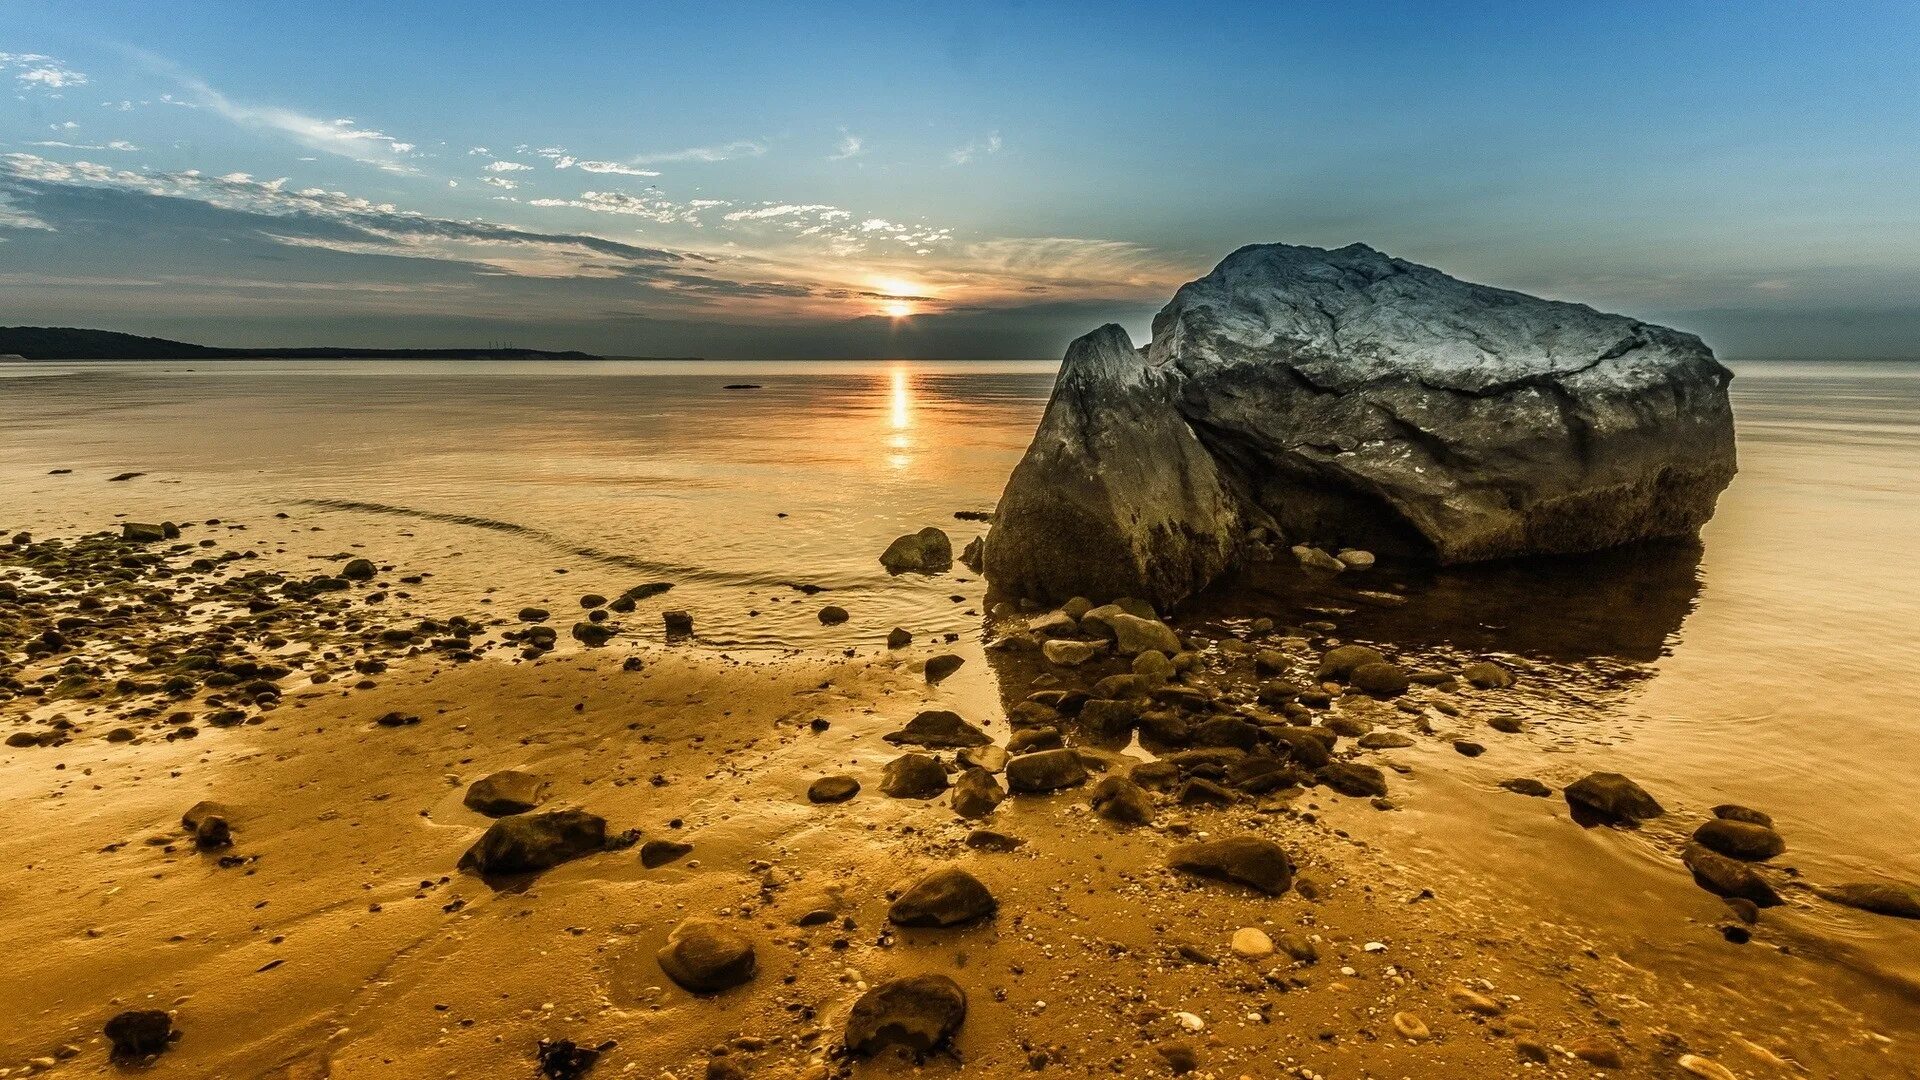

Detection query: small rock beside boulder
xmin=1005 ymin=748 xmax=1088 ymax=793
xmin=880 ymin=527 xmax=954 ymax=573
xmin=1682 ymin=842 xmax=1782 ymax=907
xmin=844 ymin=974 xmax=967 ymax=1059
xmin=881 ymin=754 xmax=950 ymax=799
xmin=1691 ymin=818 xmax=1786 ymax=861
xmin=888 ymin=867 xmax=997 ymax=927
xmin=950 ymin=768 xmax=1005 ymax=819
xmin=656 ymin=918 xmax=756 ymax=993
xmin=1090 ymin=775 xmax=1154 ymax=825
xmin=463 ymin=770 xmax=547 ymax=817
xmin=1564 ymin=772 xmax=1664 ymax=825
xmin=459 ymin=809 xmax=609 ymax=876
xmin=808 ymin=775 xmax=861 ymax=803
xmin=884 ymin=710 xmax=990 ymax=749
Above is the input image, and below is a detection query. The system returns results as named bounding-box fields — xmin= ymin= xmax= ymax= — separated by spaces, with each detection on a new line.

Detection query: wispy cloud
xmin=136 ymin=53 xmax=420 ymax=173
xmin=948 ymin=131 xmax=1003 ymax=165
xmin=828 ymin=131 xmax=864 ymax=161
xmin=483 ymin=160 xmax=532 ymax=173
xmin=0 ymin=52 xmax=88 ymax=95
xmin=528 ymin=190 xmax=705 ymax=225
xmin=30 ymin=139 xmax=139 ymax=152
xmin=532 ymin=148 xmax=661 ymax=177
xmin=629 ymin=140 xmax=766 ymax=165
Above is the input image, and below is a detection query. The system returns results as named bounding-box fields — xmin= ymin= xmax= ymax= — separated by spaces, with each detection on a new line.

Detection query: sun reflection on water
xmin=886 ymin=366 xmax=913 ymax=469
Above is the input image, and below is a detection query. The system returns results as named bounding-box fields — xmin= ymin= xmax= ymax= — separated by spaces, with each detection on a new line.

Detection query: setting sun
xmin=882 ymin=301 xmax=915 ymax=319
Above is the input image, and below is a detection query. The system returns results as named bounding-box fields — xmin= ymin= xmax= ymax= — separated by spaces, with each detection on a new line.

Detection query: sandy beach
xmin=4 ymin=488 xmax=1919 ymax=1079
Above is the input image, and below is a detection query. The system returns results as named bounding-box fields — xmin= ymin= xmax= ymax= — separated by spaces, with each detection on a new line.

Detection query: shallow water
xmin=3 ymin=355 xmax=1919 ymax=1007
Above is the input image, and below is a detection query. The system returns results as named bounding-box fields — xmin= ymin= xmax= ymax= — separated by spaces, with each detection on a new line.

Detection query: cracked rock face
xmin=985 ymin=243 xmax=1736 ymax=607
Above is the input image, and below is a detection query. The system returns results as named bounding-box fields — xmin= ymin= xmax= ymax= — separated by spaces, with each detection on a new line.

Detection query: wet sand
xmin=5 ymin=515 xmax=1920 ymax=1079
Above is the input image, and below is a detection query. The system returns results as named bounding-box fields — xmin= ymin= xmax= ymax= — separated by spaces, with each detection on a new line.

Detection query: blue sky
xmin=3 ymin=1 xmax=1918 ymax=357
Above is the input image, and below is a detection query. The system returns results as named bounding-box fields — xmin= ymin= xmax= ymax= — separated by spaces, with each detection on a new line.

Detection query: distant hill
xmin=0 ymin=326 xmax=618 ymax=361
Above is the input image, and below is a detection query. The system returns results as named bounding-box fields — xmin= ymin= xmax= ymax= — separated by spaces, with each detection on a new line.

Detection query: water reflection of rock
xmin=980 ymin=538 xmax=1705 ymax=723
xmin=1188 ymin=538 xmax=1706 ymax=664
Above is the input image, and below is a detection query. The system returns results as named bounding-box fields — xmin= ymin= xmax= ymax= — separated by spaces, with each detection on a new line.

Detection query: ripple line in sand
xmin=295 ymin=497 xmax=767 ymax=587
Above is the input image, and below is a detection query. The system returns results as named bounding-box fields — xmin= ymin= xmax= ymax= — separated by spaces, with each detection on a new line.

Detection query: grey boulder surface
xmin=984 ymin=242 xmax=1736 ymax=608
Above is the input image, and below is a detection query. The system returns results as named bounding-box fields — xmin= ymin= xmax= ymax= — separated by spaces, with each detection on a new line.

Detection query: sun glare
xmin=883 ymin=301 xmax=915 ymax=319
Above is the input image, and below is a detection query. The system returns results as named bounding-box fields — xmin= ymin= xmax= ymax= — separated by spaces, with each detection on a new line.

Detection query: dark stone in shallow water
xmin=1691 ymin=818 xmax=1785 ymax=861
xmin=844 ymin=974 xmax=967 ymax=1058
xmin=1682 ymin=842 xmax=1782 ymax=907
xmin=1564 ymin=771 xmax=1663 ymax=825
xmin=1820 ymin=880 xmax=1920 ymax=920
xmin=1500 ymin=778 xmax=1553 ymax=798
xmin=1005 ymin=748 xmax=1088 ymax=793
xmin=1317 ymin=761 xmax=1388 ymax=798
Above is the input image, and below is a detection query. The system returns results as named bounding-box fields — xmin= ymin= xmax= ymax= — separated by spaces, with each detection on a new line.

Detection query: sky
xmin=2 ymin=0 xmax=1918 ymax=359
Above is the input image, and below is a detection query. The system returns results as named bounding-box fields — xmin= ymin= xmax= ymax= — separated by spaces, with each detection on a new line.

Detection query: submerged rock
xmin=1820 ymin=880 xmax=1920 ymax=920
xmin=844 ymin=974 xmax=967 ymax=1058
xmin=984 ymin=243 xmax=1735 ymax=606
xmin=1692 ymin=818 xmax=1786 ymax=861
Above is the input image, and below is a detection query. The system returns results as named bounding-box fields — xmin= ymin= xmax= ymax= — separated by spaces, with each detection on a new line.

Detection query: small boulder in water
xmin=1090 ymin=775 xmax=1155 ymax=825
xmin=1691 ymin=818 xmax=1786 ymax=861
xmin=1565 ymin=772 xmax=1664 ymax=825
xmin=1819 ymin=880 xmax=1920 ymax=920
xmin=880 ymin=527 xmax=954 ymax=573
xmin=1682 ymin=842 xmax=1782 ymax=907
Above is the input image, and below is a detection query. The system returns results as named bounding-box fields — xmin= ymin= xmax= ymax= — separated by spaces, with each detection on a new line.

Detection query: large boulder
xmin=984 ymin=243 xmax=1736 ymax=606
